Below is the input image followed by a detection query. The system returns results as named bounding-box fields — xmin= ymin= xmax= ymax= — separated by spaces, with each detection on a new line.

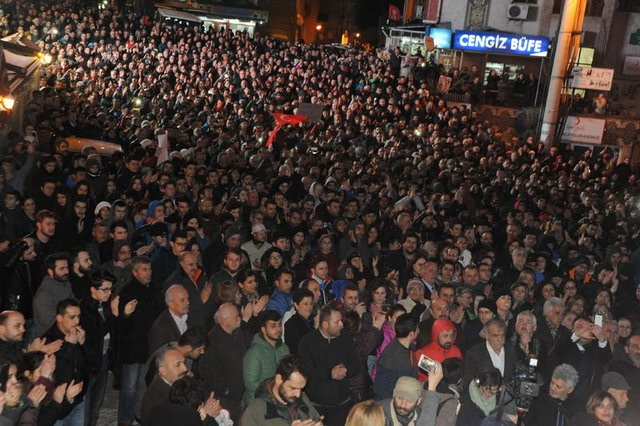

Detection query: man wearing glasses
xmin=81 ymin=270 xmax=132 ymax=426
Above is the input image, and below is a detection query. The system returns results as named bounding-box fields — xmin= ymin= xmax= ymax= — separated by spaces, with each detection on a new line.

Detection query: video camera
xmin=505 ymin=357 xmax=542 ymax=411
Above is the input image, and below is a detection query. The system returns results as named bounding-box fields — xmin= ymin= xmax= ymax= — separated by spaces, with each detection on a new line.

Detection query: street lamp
xmin=315 ymin=24 xmax=323 ymax=31
xmin=0 ymin=95 xmax=15 ymax=111
xmin=37 ymin=52 xmax=53 ymax=64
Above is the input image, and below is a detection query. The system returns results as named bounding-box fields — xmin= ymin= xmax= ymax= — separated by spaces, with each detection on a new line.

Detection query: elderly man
xmin=148 ymin=285 xmax=191 ymax=355
xmin=463 ymin=318 xmax=516 ymax=386
xmin=163 ymin=251 xmax=209 ymax=328
xmin=511 ymin=310 xmax=541 ymax=369
xmin=139 ymin=347 xmax=189 ymax=424
xmin=535 ymin=297 xmax=570 ymax=381
xmin=197 ymin=303 xmax=250 ymax=423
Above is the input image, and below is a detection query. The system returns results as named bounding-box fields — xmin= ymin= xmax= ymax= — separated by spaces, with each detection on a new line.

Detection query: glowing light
xmin=0 ymin=96 xmax=15 ymax=110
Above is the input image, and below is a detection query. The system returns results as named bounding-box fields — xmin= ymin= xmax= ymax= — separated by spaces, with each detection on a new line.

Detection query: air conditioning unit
xmin=508 ymin=4 xmax=530 ymax=20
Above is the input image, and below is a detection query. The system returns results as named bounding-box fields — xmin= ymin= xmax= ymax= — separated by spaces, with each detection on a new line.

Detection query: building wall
xmin=260 ymin=0 xmax=297 ymax=40
xmin=438 ymin=0 xmax=640 ymax=74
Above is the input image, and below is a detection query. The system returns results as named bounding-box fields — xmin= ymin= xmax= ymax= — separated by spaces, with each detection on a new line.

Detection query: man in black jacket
xmin=116 ymin=256 xmax=161 ymax=426
xmin=140 ymin=346 xmax=188 ymax=424
xmin=462 ymin=318 xmax=517 ymax=386
xmin=80 ymin=270 xmax=119 ymax=426
xmin=3 ymin=236 xmax=38 ymax=342
xmin=42 ymin=298 xmax=87 ymax=425
xmin=197 ymin=302 xmax=250 ymax=423
xmin=148 ymin=284 xmax=190 ymax=355
xmin=298 ymin=305 xmax=359 ymax=425
xmin=535 ymin=297 xmax=571 ymax=381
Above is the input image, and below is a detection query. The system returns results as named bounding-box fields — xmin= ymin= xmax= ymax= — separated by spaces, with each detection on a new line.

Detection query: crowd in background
xmin=0 ymin=0 xmax=638 ymax=425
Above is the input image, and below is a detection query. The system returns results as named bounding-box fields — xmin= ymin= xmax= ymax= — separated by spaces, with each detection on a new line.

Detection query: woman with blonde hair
xmin=346 ymin=400 xmax=385 ymax=426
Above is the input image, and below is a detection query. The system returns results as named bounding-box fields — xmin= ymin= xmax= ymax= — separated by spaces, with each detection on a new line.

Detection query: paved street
xmin=97 ymin=374 xmax=119 ymax=426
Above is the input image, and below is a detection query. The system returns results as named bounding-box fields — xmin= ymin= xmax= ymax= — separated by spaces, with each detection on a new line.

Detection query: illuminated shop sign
xmin=453 ymin=30 xmax=549 ymax=57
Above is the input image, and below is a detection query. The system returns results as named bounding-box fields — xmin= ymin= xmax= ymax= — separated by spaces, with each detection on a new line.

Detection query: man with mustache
xmin=140 ymin=346 xmax=189 ymax=425
xmin=242 ymin=355 xmax=322 ymax=426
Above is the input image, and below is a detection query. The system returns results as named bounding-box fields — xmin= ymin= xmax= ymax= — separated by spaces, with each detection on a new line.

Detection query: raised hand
xmin=124 ymin=299 xmax=138 ymax=316
xmin=252 ymin=295 xmax=269 ymax=316
xmin=40 ymin=354 xmax=56 ymax=380
xmin=42 ymin=339 xmax=63 ymax=354
xmin=28 ymin=384 xmax=47 ymax=407
xmin=53 ymin=384 xmax=67 ymax=404
xmin=66 ymin=380 xmax=83 ymax=402
xmin=76 ymin=326 xmax=86 ymax=345
xmin=64 ymin=330 xmax=79 ymax=344
xmin=203 ymin=392 xmax=221 ymax=418
xmin=241 ymin=303 xmax=253 ymax=322
xmin=110 ymin=295 xmax=120 ymax=316
xmin=372 ymin=312 xmax=386 ymax=330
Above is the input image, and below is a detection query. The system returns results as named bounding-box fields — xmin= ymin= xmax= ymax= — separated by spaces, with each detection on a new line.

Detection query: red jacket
xmin=416 ymin=318 xmax=463 ymax=382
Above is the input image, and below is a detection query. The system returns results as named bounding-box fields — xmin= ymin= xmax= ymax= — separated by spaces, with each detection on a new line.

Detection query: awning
xmin=157 ymin=8 xmax=202 ymax=23
xmin=0 ymin=34 xmax=41 ymax=92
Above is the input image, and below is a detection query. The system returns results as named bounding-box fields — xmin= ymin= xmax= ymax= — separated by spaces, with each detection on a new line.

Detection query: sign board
xmin=297 ymin=103 xmax=323 ymax=123
xmin=570 ymin=67 xmax=614 ymax=91
xmin=424 ymin=36 xmax=435 ymax=52
xmin=453 ymin=30 xmax=549 ymax=57
xmin=623 ymin=56 xmax=640 ymax=76
xmin=429 ymin=27 xmax=452 ymax=49
xmin=561 ymin=116 xmax=606 ymax=144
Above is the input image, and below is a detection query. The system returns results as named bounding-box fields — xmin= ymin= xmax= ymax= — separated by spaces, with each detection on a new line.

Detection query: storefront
xmin=383 ymin=26 xmax=459 ymax=71
xmin=452 ymin=30 xmax=550 ymax=106
xmin=155 ymin=0 xmax=268 ymax=36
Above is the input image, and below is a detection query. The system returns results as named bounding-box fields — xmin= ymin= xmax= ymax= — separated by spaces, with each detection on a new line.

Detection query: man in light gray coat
xmin=33 ymin=252 xmax=73 ymax=336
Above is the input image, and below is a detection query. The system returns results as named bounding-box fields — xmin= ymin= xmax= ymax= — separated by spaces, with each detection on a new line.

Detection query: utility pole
xmin=540 ymin=0 xmax=588 ymax=148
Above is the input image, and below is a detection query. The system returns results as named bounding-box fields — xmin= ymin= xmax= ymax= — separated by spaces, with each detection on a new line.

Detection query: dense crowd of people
xmin=0 ymin=0 xmax=638 ymax=425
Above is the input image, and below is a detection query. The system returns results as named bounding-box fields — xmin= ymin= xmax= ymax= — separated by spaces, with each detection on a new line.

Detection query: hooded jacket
xmin=416 ymin=318 xmax=463 ymax=382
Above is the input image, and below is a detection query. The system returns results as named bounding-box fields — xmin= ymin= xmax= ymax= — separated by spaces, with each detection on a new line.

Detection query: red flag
xmin=388 ymin=5 xmax=402 ymax=21
xmin=266 ymin=113 xmax=309 ymax=148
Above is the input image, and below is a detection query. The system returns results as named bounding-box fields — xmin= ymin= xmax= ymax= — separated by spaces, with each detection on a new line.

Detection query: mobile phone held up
xmin=418 ymin=354 xmax=437 ymax=373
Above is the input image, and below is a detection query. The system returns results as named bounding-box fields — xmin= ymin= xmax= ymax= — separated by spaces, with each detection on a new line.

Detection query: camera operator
xmin=2 ymin=237 xmax=38 ymax=343
xmin=504 ymin=311 xmax=543 ymax=415
xmin=511 ymin=311 xmax=541 ymax=368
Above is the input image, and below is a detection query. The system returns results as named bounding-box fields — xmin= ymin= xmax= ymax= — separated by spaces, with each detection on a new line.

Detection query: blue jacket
xmin=266 ymin=289 xmax=292 ymax=316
